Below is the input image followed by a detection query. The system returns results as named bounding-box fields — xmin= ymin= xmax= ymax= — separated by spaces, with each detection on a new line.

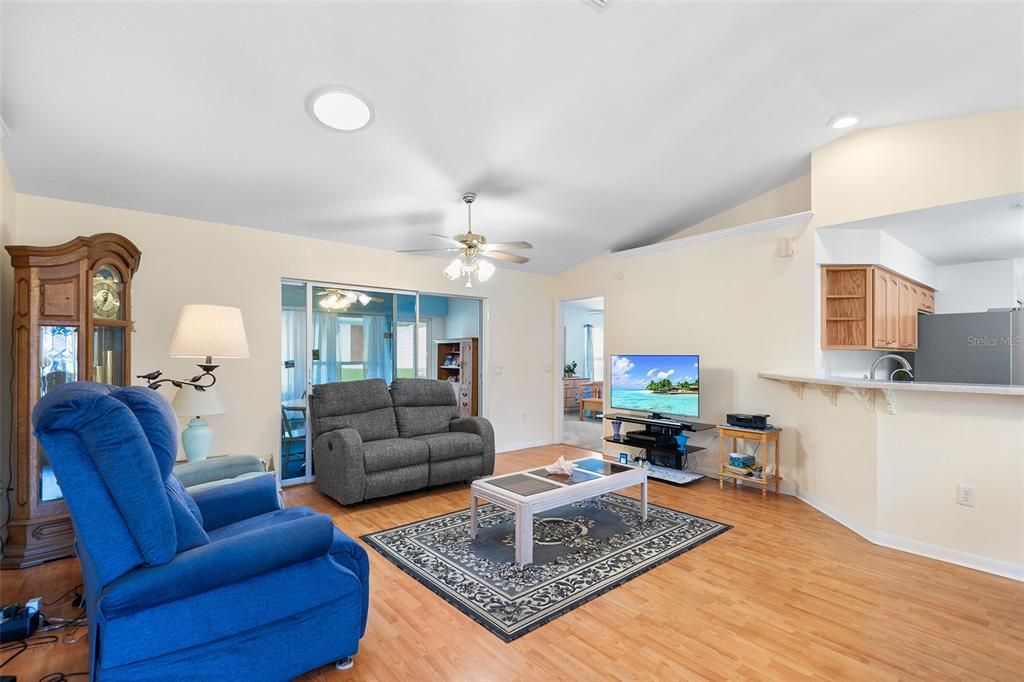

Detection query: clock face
xmin=93 ymin=279 xmax=121 ymax=319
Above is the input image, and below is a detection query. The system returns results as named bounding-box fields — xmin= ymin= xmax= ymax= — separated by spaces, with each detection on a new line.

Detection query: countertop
xmin=758 ymin=372 xmax=1024 ymax=397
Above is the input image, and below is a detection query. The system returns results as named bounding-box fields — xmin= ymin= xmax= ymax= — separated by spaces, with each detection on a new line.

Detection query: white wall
xmin=816 ymin=228 xmax=937 ymax=288
xmin=934 ymin=260 xmax=1020 ymax=313
xmin=12 ymin=194 xmax=555 ymax=458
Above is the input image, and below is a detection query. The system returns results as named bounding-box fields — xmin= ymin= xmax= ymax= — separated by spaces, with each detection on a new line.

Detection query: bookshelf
xmin=436 ymin=337 xmax=479 ymax=416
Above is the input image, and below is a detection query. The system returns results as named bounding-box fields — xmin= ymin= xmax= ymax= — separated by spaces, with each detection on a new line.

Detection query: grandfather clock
xmin=3 ymin=233 xmax=141 ymax=568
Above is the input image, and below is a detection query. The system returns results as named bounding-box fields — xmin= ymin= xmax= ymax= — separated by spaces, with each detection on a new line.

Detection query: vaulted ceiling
xmin=2 ymin=2 xmax=1021 ymax=274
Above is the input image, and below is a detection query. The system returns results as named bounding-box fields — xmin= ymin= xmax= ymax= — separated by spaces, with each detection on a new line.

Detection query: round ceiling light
xmin=827 ymin=112 xmax=860 ymax=130
xmin=307 ymin=86 xmax=374 ymax=132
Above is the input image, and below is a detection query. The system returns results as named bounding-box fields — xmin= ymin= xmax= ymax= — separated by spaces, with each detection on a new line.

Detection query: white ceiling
xmin=830 ymin=192 xmax=1024 ymax=266
xmin=2 ymin=2 xmax=1022 ymax=274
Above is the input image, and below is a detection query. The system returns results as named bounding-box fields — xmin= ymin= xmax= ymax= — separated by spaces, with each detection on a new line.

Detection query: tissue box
xmin=729 ymin=453 xmax=755 ymax=468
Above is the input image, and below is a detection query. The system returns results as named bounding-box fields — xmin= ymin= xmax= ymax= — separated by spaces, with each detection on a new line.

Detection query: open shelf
xmin=604 ymin=436 xmax=705 ymax=456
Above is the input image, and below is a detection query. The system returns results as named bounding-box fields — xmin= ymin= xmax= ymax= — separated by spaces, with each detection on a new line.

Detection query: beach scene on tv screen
xmin=611 ymin=355 xmax=699 ymax=416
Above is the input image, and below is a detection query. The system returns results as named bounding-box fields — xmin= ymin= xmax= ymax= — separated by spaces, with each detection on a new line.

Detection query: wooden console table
xmin=717 ymin=425 xmax=782 ymax=497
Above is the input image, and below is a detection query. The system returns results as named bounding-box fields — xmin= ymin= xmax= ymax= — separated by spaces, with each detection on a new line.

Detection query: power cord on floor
xmin=0 ymin=634 xmax=58 ymax=668
xmin=39 ymin=673 xmax=88 ymax=682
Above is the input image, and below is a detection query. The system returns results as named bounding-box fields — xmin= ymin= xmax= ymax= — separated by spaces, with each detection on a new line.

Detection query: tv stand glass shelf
xmin=602 ymin=413 xmax=712 ymax=485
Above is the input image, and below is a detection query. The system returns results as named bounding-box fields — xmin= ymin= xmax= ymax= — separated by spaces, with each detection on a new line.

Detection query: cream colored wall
xmin=811 ymin=109 xmax=1024 ymax=228
xmin=664 ymin=174 xmax=811 ymax=240
xmin=0 ymin=151 xmax=15 ymax=547
xmin=875 ymin=392 xmax=1023 ymax=568
xmin=549 ymin=110 xmax=1024 ymax=577
xmin=12 ymin=194 xmax=556 ymax=462
xmin=552 ymin=225 xmax=881 ymax=532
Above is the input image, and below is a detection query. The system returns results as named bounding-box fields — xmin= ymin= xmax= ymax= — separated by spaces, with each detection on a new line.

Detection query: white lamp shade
xmin=172 ymin=386 xmax=226 ymax=418
xmin=169 ymin=305 xmax=250 ymax=359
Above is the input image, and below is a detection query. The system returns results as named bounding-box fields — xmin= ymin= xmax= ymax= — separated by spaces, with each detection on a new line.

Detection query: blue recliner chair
xmin=32 ymin=382 xmax=370 ymax=681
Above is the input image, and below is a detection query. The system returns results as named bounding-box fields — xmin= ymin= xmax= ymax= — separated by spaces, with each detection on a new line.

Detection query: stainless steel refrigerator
xmin=915 ymin=310 xmax=1023 ymax=385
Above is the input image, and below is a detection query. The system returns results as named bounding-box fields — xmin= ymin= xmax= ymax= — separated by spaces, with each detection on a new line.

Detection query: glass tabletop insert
xmin=573 ymin=458 xmax=633 ymax=476
xmin=484 ymin=473 xmax=562 ymax=496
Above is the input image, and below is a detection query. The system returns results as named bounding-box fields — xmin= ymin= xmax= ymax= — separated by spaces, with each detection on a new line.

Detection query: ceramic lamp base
xmin=181 ymin=417 xmax=214 ymax=462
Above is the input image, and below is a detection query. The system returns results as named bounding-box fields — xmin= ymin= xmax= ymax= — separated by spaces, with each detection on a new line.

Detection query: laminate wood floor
xmin=2 ymin=445 xmax=1021 ymax=681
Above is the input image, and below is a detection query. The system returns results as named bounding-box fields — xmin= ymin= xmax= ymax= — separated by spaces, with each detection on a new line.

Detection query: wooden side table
xmin=717 ymin=425 xmax=782 ymax=496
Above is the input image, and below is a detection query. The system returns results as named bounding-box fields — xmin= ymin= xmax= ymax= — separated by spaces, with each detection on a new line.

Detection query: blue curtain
xmin=583 ymin=324 xmax=594 ymax=380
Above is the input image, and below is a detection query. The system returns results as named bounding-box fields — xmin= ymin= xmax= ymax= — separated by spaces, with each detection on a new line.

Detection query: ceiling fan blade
xmin=482 ymin=250 xmax=529 ymax=264
xmin=481 ymin=241 xmax=533 ymax=251
xmin=397 ymin=248 xmax=463 ymax=254
xmin=429 ymin=234 xmax=464 ymax=246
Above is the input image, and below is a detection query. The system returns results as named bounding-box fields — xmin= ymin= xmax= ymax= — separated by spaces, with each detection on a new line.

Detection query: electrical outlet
xmin=957 ymin=485 xmax=975 ymax=507
xmin=494 ymin=365 xmax=503 ymax=376
xmin=522 ymin=412 xmax=527 ymax=423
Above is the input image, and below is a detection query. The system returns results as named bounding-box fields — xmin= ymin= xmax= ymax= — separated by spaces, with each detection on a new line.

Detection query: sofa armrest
xmin=189 ymin=474 xmax=281 ymax=531
xmin=312 ymin=428 xmax=367 ymax=505
xmin=450 ymin=416 xmax=495 ymax=475
xmin=99 ymin=514 xmax=336 ymax=619
xmin=173 ymin=454 xmax=266 ymax=488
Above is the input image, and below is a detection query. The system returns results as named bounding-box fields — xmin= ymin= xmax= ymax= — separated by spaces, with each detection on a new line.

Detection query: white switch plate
xmin=957 ymin=485 xmax=975 ymax=507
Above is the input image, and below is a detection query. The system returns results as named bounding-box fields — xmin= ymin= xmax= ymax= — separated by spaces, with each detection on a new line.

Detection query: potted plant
xmin=564 ymin=361 xmax=578 ymax=378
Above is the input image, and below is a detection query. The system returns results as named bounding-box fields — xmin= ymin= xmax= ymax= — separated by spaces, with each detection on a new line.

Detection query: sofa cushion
xmin=412 ymin=432 xmax=484 ymax=463
xmin=390 ymin=379 xmax=459 ymax=437
xmin=310 ymin=379 xmax=399 ymax=442
xmin=362 ymin=438 xmax=429 ymax=473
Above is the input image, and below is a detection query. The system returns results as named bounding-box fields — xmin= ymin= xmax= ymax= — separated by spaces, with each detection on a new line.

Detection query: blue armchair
xmin=32 ymin=382 xmax=370 ymax=681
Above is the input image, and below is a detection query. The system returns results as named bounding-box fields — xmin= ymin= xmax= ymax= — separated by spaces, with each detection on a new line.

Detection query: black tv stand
xmin=604 ymin=412 xmax=714 ymax=434
xmin=602 ymin=413 xmax=714 ymax=485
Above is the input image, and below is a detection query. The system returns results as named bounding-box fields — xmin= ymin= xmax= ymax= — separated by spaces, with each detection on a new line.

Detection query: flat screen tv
xmin=609 ymin=354 xmax=699 ymax=418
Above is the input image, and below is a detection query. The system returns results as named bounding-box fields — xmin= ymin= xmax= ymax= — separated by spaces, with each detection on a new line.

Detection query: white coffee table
xmin=469 ymin=457 xmax=648 ymax=565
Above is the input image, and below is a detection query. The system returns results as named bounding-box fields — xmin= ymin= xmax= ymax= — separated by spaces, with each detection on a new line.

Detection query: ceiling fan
xmin=398 ymin=193 xmax=533 ymax=286
xmin=317 ymin=288 xmax=384 ymax=311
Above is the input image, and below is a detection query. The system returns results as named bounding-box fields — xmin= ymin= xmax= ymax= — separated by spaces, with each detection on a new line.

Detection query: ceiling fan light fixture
xmin=476 ymin=258 xmax=496 ymax=282
xmin=443 ymin=257 xmax=464 ymax=281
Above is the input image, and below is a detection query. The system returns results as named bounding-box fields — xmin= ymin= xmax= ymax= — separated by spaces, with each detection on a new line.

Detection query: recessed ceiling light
xmin=827 ymin=112 xmax=860 ymax=130
xmin=307 ymin=86 xmax=374 ymax=132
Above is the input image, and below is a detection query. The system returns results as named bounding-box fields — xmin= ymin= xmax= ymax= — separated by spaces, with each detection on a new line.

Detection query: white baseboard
xmin=872 ymin=531 xmax=1024 ymax=582
xmin=496 ymin=438 xmax=555 ymax=454
xmin=796 ymin=491 xmax=1023 ymax=582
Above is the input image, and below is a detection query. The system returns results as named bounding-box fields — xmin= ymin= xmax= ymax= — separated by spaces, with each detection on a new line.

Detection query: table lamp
xmin=139 ymin=304 xmax=250 ymax=390
xmin=172 ymin=386 xmax=226 ymax=462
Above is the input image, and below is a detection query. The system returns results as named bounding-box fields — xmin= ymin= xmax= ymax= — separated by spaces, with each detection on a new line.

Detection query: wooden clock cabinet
xmin=3 ymin=233 xmax=141 ymax=568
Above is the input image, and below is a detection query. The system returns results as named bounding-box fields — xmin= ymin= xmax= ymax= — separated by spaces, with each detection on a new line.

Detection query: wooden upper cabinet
xmin=897 ymin=277 xmax=917 ymax=350
xmin=870 ymin=268 xmax=889 ymax=348
xmin=822 ymin=265 xmax=933 ymax=350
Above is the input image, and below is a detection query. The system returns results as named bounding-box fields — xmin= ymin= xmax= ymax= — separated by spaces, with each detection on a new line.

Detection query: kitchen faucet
xmin=866 ymin=354 xmax=914 ymax=382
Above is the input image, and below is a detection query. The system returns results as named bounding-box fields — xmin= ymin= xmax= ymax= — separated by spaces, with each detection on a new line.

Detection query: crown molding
xmin=608 ymin=210 xmax=814 ymax=260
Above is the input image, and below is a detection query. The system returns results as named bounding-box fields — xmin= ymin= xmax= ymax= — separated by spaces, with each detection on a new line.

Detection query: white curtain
xmin=583 ymin=324 xmax=594 ymax=380
xmin=312 ymin=312 xmax=339 ymax=385
xmin=363 ymin=314 xmax=393 ymax=383
xmin=280 ymin=309 xmax=306 ymax=400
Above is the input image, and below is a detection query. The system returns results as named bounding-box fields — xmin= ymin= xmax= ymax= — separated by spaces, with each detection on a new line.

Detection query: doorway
xmin=558 ymin=296 xmax=604 ymax=451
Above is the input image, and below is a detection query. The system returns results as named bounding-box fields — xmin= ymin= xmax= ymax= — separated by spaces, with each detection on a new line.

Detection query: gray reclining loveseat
xmin=309 ymin=378 xmax=495 ymax=505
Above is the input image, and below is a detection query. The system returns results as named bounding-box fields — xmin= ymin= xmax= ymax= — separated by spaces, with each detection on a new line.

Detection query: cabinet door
xmin=884 ymin=273 xmax=899 ymax=347
xmin=897 ymin=278 xmax=917 ymax=349
xmin=871 ymin=269 xmax=889 ymax=348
